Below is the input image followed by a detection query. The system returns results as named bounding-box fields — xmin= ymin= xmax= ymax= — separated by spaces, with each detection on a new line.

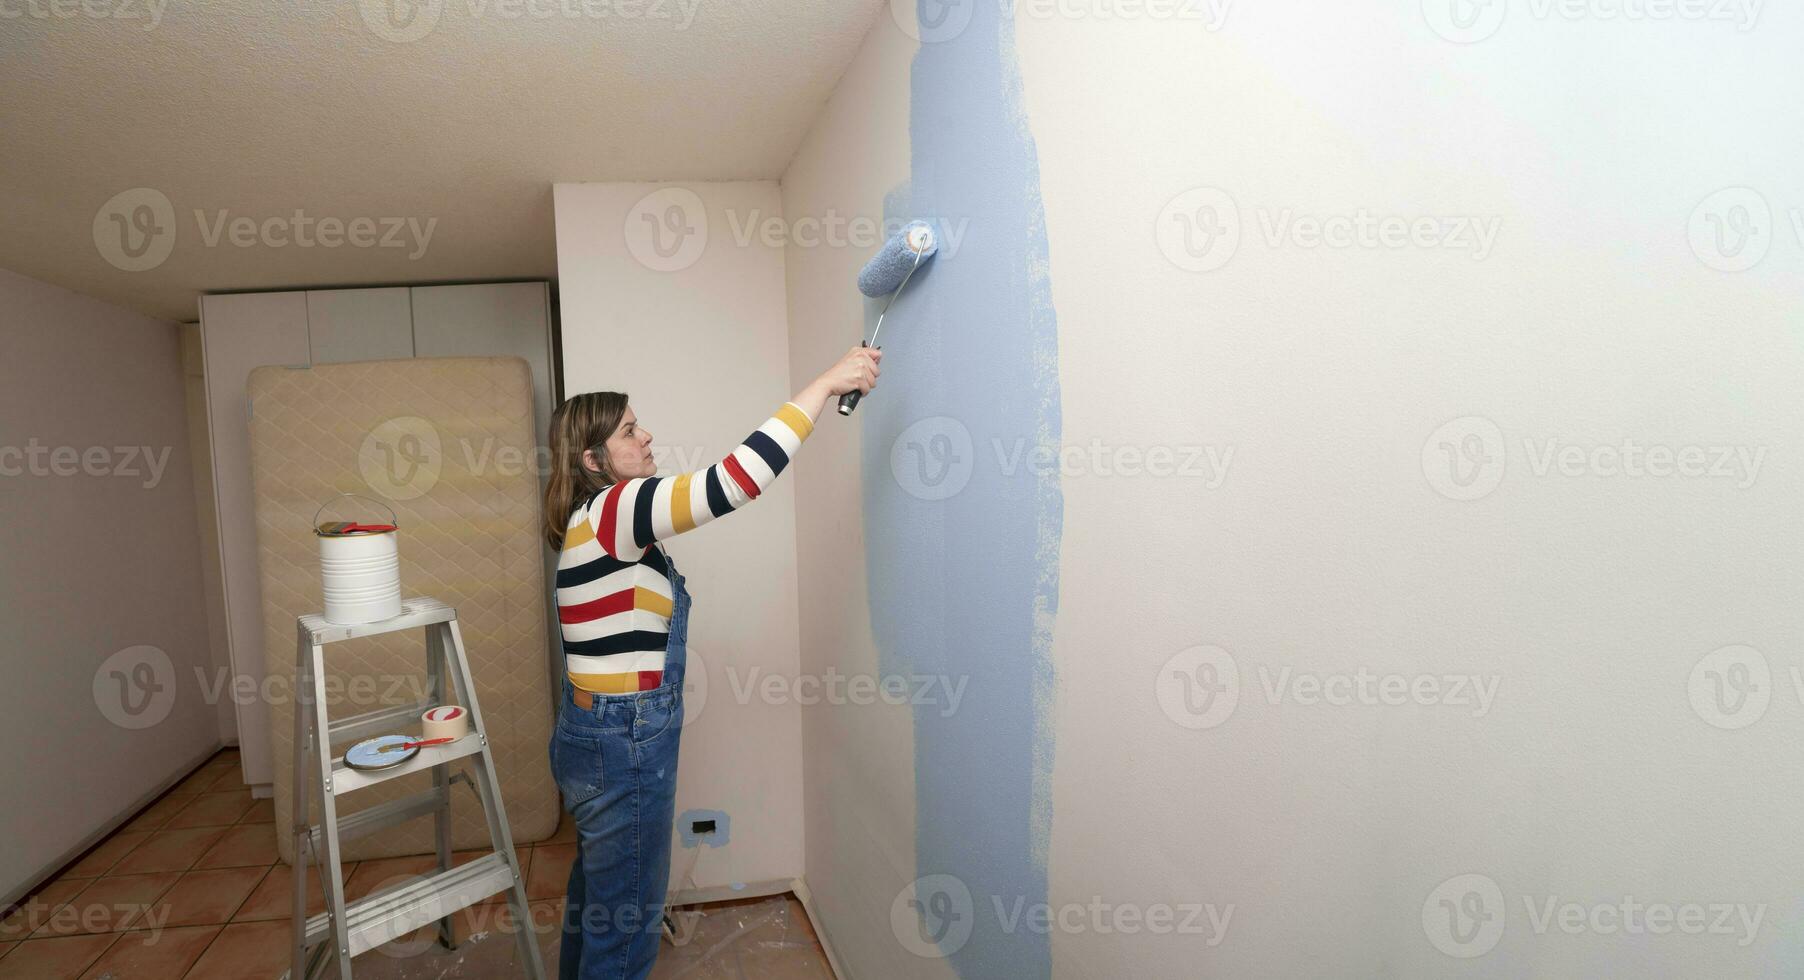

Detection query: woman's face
xmin=584 ymin=406 xmax=655 ymax=480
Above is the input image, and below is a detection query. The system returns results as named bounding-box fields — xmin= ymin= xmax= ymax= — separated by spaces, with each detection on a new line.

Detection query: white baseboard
xmin=791 ymin=876 xmax=847 ymax=980
xmin=666 ymin=876 xmax=793 ymax=907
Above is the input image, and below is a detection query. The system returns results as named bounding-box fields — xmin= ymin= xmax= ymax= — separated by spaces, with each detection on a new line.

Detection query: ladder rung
xmin=299 ymin=597 xmax=455 ymax=645
xmin=301 ymin=785 xmax=448 ymax=854
xmin=329 ymin=734 xmax=482 ymax=795
xmin=302 ymin=852 xmax=515 ymax=957
xmin=325 ymin=699 xmax=437 ymax=744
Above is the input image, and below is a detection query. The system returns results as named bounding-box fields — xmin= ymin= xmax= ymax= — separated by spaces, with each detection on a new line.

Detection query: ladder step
xmin=329 ymin=733 xmax=482 ymax=795
xmin=301 ymin=852 xmax=516 ymax=957
xmin=299 ymin=597 xmax=455 ymax=645
xmin=300 ymin=785 xmax=449 ymax=854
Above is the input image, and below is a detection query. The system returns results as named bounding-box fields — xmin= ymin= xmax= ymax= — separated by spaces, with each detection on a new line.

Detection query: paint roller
xmin=839 ymin=220 xmax=940 ymax=416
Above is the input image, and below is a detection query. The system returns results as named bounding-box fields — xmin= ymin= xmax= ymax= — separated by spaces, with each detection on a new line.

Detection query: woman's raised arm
xmin=579 ymin=345 xmax=881 ymax=561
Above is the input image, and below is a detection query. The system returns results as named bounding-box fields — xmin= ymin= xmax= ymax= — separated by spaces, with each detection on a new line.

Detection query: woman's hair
xmin=543 ymin=390 xmax=629 ymax=549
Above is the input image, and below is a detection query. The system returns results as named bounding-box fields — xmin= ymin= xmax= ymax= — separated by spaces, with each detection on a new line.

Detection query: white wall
xmin=1023 ymin=5 xmax=1803 ymax=978
xmin=782 ymin=2 xmax=1804 ymax=977
xmin=780 ymin=8 xmax=944 ymax=978
xmin=552 ymin=181 xmax=808 ymax=891
xmin=0 ymin=268 xmax=218 ymax=905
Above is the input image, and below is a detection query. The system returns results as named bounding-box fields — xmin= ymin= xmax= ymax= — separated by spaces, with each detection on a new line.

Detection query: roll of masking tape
xmin=421 ymin=705 xmax=469 ymax=741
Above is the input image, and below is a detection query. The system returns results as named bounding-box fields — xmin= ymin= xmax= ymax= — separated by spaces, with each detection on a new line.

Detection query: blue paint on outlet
xmin=678 ymin=809 xmax=730 ymax=848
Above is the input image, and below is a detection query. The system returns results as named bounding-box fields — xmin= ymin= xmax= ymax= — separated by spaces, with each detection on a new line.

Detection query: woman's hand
xmin=791 ymin=344 xmax=884 ymax=422
xmin=815 ymin=345 xmax=883 ymax=397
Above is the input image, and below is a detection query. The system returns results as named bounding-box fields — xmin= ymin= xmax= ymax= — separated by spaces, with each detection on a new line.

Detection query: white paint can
xmin=314 ymin=494 xmax=402 ymax=625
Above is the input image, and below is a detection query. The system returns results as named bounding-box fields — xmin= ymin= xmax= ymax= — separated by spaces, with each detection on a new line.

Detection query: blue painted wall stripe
xmin=863 ymin=2 xmax=1065 ymax=976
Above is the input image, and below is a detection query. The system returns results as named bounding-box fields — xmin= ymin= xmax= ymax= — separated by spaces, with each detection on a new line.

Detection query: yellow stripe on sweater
xmin=568 ymin=671 xmax=653 ymax=694
xmin=636 ymin=586 xmax=673 ymax=618
xmin=776 ymin=402 xmax=814 ymax=441
xmin=563 ymin=513 xmax=596 ymax=551
xmin=670 ymin=473 xmax=695 ymax=533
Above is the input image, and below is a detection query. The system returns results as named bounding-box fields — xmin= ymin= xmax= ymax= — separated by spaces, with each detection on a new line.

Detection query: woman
xmin=541 ymin=344 xmax=881 ymax=979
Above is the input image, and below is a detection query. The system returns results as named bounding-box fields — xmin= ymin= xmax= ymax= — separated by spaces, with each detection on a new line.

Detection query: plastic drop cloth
xmin=340 ymin=892 xmax=832 ymax=979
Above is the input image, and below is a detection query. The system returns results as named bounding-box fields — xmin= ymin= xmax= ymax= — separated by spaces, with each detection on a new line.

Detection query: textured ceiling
xmin=0 ymin=0 xmax=886 ymax=321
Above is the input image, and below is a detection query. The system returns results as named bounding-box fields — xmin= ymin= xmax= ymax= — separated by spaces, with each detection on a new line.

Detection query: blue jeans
xmin=549 ymin=552 xmax=690 ymax=980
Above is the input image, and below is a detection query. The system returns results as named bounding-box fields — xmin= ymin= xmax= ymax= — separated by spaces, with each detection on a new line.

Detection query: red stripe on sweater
xmin=597 ymin=481 xmax=629 ymax=557
xmin=558 ymin=588 xmax=635 ymax=624
xmin=639 ymin=670 xmax=663 ymax=690
xmin=722 ymin=454 xmax=760 ymax=500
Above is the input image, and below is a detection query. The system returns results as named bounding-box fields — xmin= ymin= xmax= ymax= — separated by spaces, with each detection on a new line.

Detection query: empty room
xmin=2 ymin=0 xmax=1800 ymax=977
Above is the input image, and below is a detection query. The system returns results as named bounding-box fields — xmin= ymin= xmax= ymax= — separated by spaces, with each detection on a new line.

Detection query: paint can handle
xmin=312 ymin=492 xmax=399 ymax=533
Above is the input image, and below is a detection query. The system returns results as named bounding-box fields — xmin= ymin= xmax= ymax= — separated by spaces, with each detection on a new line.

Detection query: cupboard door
xmin=410 ymin=283 xmax=554 ymax=433
xmin=180 ymin=323 xmax=235 ymax=745
xmin=199 ymin=291 xmax=311 ymax=787
xmin=307 ymin=287 xmax=413 ymax=364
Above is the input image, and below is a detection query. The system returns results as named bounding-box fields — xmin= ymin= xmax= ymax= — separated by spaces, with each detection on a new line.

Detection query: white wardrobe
xmin=196 ymin=283 xmax=559 ymax=793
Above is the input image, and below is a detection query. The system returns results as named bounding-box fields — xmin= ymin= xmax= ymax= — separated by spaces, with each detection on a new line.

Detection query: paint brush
xmin=375 ymin=736 xmax=459 ymax=753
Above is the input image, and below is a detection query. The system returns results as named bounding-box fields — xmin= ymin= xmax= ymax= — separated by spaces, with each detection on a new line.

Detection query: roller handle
xmin=836 ymin=340 xmax=880 ymax=417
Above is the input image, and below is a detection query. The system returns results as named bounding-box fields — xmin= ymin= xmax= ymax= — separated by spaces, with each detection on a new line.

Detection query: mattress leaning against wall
xmin=246 ymin=355 xmax=558 ymax=863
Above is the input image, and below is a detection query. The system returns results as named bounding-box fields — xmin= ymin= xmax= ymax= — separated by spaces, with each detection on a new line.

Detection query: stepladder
xmin=286 ymin=597 xmax=545 ymax=980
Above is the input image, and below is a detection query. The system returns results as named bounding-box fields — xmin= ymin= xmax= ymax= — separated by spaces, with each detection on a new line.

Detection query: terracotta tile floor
xmin=0 ymin=748 xmax=835 ymax=979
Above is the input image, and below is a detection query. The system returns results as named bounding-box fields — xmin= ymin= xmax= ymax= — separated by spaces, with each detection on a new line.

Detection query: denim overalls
xmin=549 ymin=546 xmax=690 ymax=980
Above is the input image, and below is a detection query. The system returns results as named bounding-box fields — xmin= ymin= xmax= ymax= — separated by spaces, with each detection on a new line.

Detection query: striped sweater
xmin=556 ymin=401 xmax=816 ymax=694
